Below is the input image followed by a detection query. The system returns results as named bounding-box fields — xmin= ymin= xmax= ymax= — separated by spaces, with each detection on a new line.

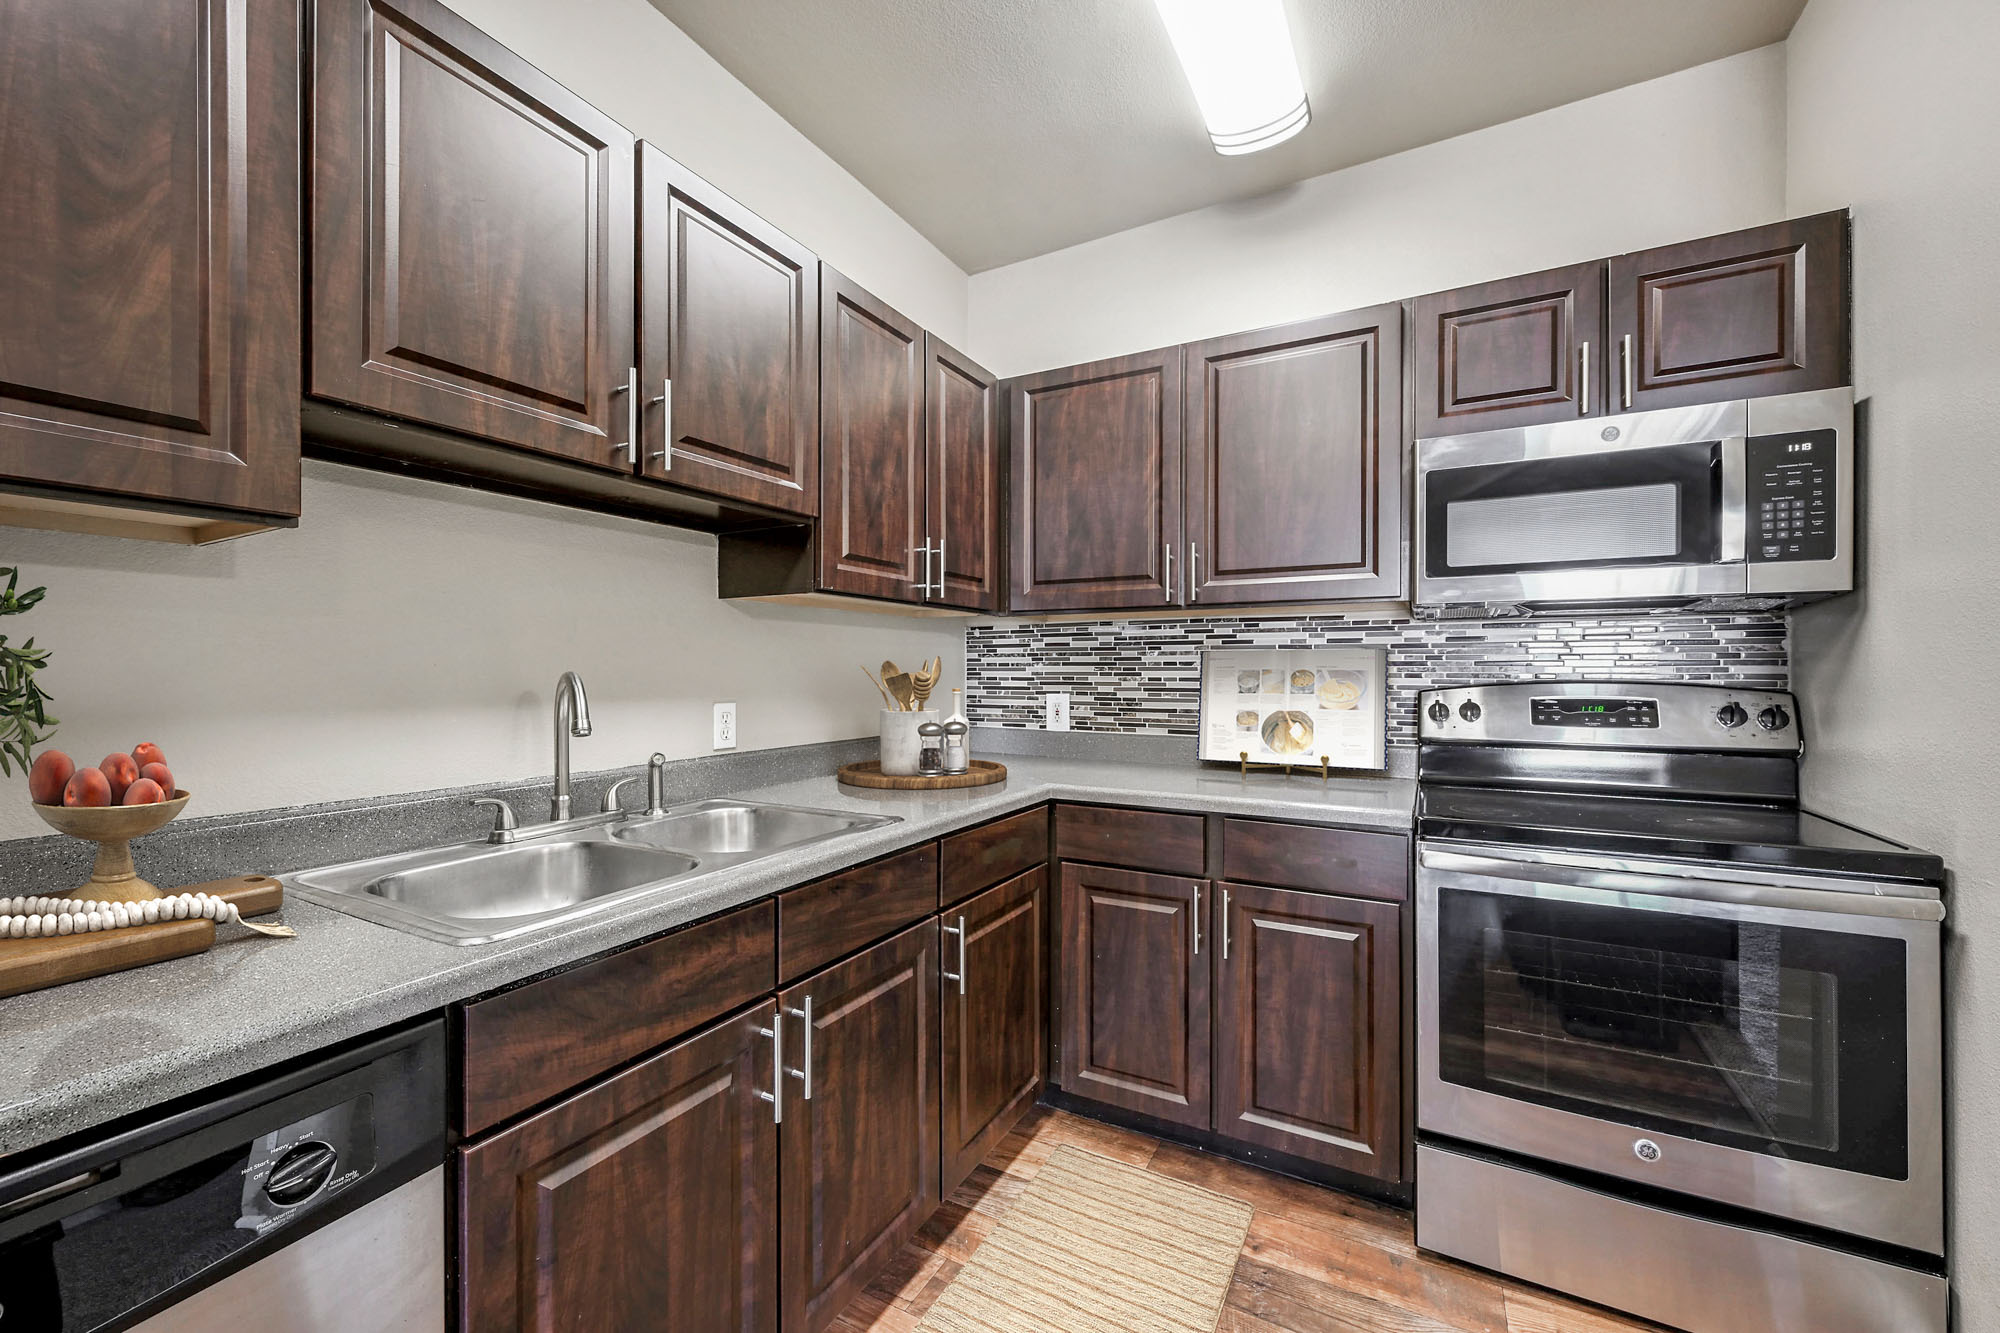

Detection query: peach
xmin=132 ymin=742 xmax=167 ymax=770
xmin=100 ymin=753 xmax=139 ymax=802
xmin=139 ymin=762 xmax=175 ymax=796
xmin=64 ymin=767 xmax=112 ymax=807
xmin=29 ymin=750 xmax=75 ymax=805
xmin=122 ymin=777 xmax=165 ymax=806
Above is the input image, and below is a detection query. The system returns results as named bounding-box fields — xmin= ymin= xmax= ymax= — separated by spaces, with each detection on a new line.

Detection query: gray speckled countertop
xmin=0 ymin=754 xmax=1412 ymax=1158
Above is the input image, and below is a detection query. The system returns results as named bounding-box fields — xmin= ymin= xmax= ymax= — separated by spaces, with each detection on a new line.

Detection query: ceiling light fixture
xmin=1151 ymin=0 xmax=1310 ymax=156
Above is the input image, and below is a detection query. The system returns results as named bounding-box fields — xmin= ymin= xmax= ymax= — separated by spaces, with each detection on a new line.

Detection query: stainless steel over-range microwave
xmin=1414 ymin=387 xmax=1854 ymax=616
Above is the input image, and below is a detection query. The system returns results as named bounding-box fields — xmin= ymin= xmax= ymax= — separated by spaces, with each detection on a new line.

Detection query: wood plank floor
xmin=832 ymin=1106 xmax=1665 ymax=1333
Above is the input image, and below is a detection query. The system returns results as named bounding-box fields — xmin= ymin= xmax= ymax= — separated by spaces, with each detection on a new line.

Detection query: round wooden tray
xmin=837 ymin=760 xmax=1007 ymax=790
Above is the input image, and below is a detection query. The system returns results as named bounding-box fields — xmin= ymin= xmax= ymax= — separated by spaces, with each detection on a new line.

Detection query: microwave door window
xmin=1446 ymin=483 xmax=1680 ymax=568
xmin=1426 ymin=441 xmax=1721 ymax=576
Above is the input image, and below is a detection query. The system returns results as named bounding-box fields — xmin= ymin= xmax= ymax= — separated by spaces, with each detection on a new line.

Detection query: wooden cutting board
xmin=0 ymin=875 xmax=285 ymax=999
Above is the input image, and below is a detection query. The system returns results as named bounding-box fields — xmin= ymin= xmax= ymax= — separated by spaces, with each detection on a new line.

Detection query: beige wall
xmin=965 ymin=45 xmax=1789 ymax=378
xmin=0 ymin=0 xmax=974 ymax=844
xmin=1785 ymin=0 xmax=2000 ymax=1318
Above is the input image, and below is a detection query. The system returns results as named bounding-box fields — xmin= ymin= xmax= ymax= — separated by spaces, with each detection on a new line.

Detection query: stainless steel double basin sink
xmin=287 ymin=799 xmax=900 ymax=945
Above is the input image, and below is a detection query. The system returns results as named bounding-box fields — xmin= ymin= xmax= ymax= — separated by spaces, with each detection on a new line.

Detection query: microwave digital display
xmin=1530 ymin=697 xmax=1660 ymax=729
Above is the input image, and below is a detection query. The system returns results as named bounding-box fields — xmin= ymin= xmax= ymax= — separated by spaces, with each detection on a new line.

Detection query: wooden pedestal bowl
xmin=31 ymin=792 xmax=191 ymax=902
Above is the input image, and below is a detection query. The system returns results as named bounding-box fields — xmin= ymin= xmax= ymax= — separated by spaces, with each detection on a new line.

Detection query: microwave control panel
xmin=1748 ymin=429 xmax=1836 ymax=563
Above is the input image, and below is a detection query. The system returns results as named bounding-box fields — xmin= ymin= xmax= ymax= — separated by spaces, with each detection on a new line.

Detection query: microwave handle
xmin=1718 ymin=435 xmax=1748 ymax=563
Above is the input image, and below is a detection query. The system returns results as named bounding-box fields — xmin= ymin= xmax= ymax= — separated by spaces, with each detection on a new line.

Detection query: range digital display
xmin=1529 ymin=697 xmax=1661 ymax=729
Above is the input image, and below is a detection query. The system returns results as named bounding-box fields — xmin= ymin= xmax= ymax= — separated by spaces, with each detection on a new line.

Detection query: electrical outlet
xmin=713 ymin=701 xmax=737 ymax=750
xmin=1044 ymin=692 xmax=1071 ymax=731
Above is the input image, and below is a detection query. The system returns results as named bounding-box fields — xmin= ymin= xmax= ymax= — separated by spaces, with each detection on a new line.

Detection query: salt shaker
xmin=941 ymin=687 xmax=970 ymax=774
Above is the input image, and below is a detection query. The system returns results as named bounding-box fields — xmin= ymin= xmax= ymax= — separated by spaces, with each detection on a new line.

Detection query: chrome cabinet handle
xmin=1620 ymin=333 xmax=1635 ymax=410
xmin=1578 ymin=341 xmax=1591 ymax=416
xmin=914 ymin=542 xmax=931 ymax=597
xmin=755 ymin=1016 xmax=783 ymax=1123
xmin=1192 ymin=883 xmax=1201 ymax=955
xmin=647 ymin=378 xmax=673 ymax=470
xmin=610 ymin=366 xmax=639 ymax=463
xmin=941 ymin=916 xmax=967 ymax=995
xmin=1188 ymin=541 xmax=1200 ymax=602
xmin=933 ymin=537 xmax=947 ymax=597
xmin=784 ymin=997 xmax=813 ymax=1100
xmin=1221 ymin=888 xmax=1231 ymax=959
xmin=1164 ymin=541 xmax=1175 ymax=603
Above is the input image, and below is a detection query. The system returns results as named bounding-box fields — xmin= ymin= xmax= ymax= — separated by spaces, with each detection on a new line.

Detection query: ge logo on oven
xmin=1633 ymin=1139 xmax=1663 ymax=1163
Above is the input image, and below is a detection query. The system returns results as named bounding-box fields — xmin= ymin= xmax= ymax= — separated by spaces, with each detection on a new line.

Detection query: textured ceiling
xmin=648 ymin=0 xmax=1807 ymax=273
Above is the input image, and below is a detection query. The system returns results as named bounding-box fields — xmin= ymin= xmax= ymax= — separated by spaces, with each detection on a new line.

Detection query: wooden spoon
xmin=861 ymin=665 xmax=896 ymax=709
xmin=884 ymin=672 xmax=917 ymax=711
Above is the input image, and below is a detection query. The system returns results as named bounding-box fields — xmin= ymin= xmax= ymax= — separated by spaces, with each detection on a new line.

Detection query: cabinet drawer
xmin=941 ymin=806 xmax=1049 ymax=908
xmin=1219 ymin=819 xmax=1408 ymax=902
xmin=1054 ymin=804 xmax=1205 ymax=876
xmin=459 ymin=900 xmax=774 ymax=1135
xmin=779 ymin=842 xmax=938 ymax=983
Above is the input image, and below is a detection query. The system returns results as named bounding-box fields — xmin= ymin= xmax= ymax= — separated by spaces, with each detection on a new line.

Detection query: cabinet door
xmin=459 ymin=1002 xmax=779 ymax=1333
xmin=637 ymin=144 xmax=818 ymax=515
xmin=1214 ymin=884 xmax=1402 ymax=1181
xmin=311 ymin=0 xmax=635 ymax=469
xmin=1009 ymin=348 xmax=1183 ymax=611
xmin=1411 ymin=261 xmax=1605 ymax=439
xmin=1608 ymin=211 xmax=1848 ymax=414
xmin=926 ymin=334 xmax=1003 ymax=611
xmin=1184 ymin=304 xmax=1405 ymax=604
xmin=779 ymin=920 xmax=939 ymax=1333
xmin=940 ymin=866 xmax=1047 ymax=1196
xmin=817 ymin=266 xmax=926 ymax=601
xmin=0 ymin=0 xmax=300 ymax=522
xmin=1057 ymin=863 xmax=1210 ymax=1129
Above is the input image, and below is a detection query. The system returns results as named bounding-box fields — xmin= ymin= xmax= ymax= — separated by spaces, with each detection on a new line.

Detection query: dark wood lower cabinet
xmin=780 ymin=920 xmax=939 ymax=1333
xmin=940 ymin=867 xmax=1047 ymax=1196
xmin=1213 ymin=884 xmax=1402 ymax=1181
xmin=1057 ymin=862 xmax=1210 ymax=1130
xmin=458 ymin=1001 xmax=779 ymax=1332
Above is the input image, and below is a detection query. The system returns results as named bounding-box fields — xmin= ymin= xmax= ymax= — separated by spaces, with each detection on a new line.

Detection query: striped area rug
xmin=916 ymin=1145 xmax=1253 ymax=1333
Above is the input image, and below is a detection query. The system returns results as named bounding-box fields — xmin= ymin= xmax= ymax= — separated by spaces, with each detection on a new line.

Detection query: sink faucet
xmin=551 ymin=671 xmax=593 ymax=821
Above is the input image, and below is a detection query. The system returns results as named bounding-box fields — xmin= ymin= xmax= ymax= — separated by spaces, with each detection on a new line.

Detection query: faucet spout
xmin=552 ymin=671 xmax=592 ymax=821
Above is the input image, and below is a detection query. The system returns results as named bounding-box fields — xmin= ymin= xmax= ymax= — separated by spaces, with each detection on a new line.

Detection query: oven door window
xmin=1434 ymin=886 xmax=1908 ymax=1179
xmin=1426 ymin=441 xmax=1722 ymax=576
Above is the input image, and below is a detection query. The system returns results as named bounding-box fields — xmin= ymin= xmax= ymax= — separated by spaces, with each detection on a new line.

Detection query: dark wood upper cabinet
xmin=780 ymin=920 xmax=939 ymax=1333
xmin=459 ymin=1002 xmax=779 ymax=1333
xmin=817 ymin=266 xmax=927 ymax=601
xmin=1184 ymin=304 xmax=1406 ymax=604
xmin=0 ymin=0 xmax=300 ymax=535
xmin=1057 ymin=862 xmax=1210 ymax=1130
xmin=1607 ymin=211 xmax=1848 ymax=413
xmin=310 ymin=0 xmax=635 ymax=470
xmin=1009 ymin=347 xmax=1183 ymax=612
xmin=940 ymin=866 xmax=1047 ymax=1196
xmin=637 ymin=143 xmax=818 ymax=515
xmin=1213 ymin=885 xmax=1402 ymax=1181
xmin=926 ymin=334 xmax=1003 ymax=611
xmin=1411 ymin=260 xmax=1606 ymax=439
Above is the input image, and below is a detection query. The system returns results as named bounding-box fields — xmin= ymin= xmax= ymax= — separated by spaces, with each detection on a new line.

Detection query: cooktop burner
xmin=1418 ymin=784 xmax=1945 ymax=884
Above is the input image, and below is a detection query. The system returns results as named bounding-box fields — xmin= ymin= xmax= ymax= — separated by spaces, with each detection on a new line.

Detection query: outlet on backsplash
xmin=1044 ymin=692 xmax=1071 ymax=731
xmin=713 ymin=702 xmax=737 ymax=750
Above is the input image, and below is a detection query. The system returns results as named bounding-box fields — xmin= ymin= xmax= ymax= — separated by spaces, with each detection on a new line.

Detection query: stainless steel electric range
xmin=1411 ymin=681 xmax=1947 ymax=1333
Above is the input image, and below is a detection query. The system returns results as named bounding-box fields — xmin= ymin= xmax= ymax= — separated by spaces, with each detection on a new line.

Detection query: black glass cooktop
xmin=1418 ymin=784 xmax=1946 ymax=885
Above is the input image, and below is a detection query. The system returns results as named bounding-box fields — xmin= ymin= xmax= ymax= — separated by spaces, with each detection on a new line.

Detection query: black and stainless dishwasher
xmin=0 ymin=1018 xmax=446 ymax=1332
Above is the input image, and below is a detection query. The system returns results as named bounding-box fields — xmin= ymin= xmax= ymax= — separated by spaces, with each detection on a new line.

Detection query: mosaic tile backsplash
xmin=965 ymin=613 xmax=1788 ymax=749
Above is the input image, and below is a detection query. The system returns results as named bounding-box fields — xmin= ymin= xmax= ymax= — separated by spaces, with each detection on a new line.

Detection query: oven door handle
xmin=1419 ymin=847 xmax=1946 ymax=923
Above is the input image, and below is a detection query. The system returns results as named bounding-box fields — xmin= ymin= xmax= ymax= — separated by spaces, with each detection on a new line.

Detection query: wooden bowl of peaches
xmin=29 ymin=743 xmax=190 ymax=902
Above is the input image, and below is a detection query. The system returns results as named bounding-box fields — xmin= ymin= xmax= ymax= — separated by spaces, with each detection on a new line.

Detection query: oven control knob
xmin=263 ymin=1140 xmax=338 ymax=1207
xmin=1715 ymin=702 xmax=1748 ymax=729
xmin=1426 ymin=700 xmax=1451 ymax=725
xmin=1756 ymin=705 xmax=1792 ymax=732
xmin=1457 ymin=700 xmax=1482 ymax=722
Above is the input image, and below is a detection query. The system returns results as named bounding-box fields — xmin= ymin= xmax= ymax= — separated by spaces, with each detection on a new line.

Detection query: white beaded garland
xmin=2 ymin=892 xmax=247 ymax=934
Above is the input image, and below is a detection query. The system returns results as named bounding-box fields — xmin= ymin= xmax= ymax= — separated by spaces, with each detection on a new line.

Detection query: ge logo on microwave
xmin=1633 ymin=1139 xmax=1663 ymax=1163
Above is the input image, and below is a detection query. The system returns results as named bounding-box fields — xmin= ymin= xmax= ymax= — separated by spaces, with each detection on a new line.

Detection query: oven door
xmin=1416 ymin=843 xmax=1944 ymax=1256
xmin=1416 ymin=400 xmax=1748 ymax=610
